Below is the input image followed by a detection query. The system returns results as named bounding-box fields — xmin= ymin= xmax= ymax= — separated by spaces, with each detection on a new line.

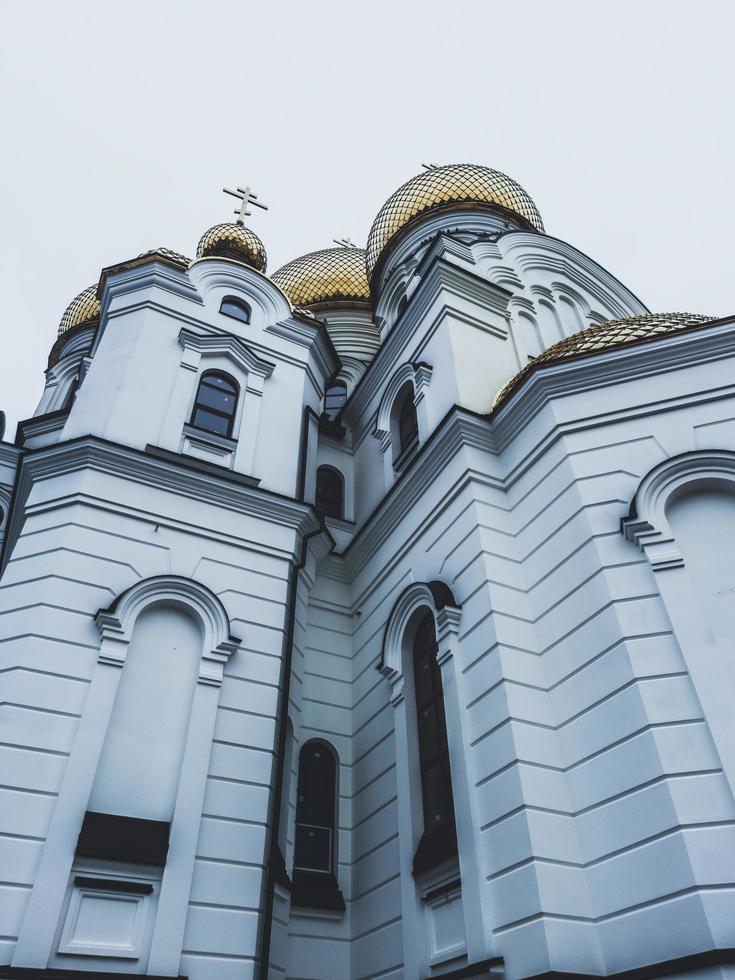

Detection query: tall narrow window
xmin=190 ymin=371 xmax=239 ymax=438
xmin=413 ymin=611 xmax=456 ymax=852
xmin=324 ymin=381 xmax=347 ymax=421
xmin=291 ymin=741 xmax=344 ymax=910
xmin=63 ymin=374 xmax=80 ymax=410
xmin=315 ymin=466 xmax=344 ymax=520
xmin=393 ymin=382 xmax=419 ymax=470
xmin=294 ymin=741 xmax=337 ymax=874
xmin=219 ymin=296 xmax=251 ymax=324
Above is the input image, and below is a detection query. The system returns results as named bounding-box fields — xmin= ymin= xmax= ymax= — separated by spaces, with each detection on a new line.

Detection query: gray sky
xmin=1 ymin=0 xmax=733 ymax=435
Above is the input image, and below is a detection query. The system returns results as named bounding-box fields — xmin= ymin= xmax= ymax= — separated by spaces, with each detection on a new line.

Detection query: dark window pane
xmin=417 ymin=705 xmax=440 ymax=760
xmin=422 ymin=761 xmax=453 ymax=829
xmin=294 ymin=824 xmax=332 ymax=873
xmin=298 ymin=784 xmax=334 ymax=826
xmin=399 ymin=392 xmax=418 ymax=453
xmin=294 ymin=742 xmax=338 ymax=875
xmin=300 ymin=745 xmax=335 ymax=784
xmin=324 ymin=382 xmax=347 ymax=420
xmin=220 ymin=298 xmax=250 ymax=323
xmin=190 ymin=372 xmax=238 ymax=438
xmin=196 ymin=385 xmax=236 ymax=414
xmin=316 ymin=467 xmax=343 ymax=520
xmin=413 ymin=611 xmax=455 ymax=831
xmin=192 ymin=407 xmax=230 ymax=437
xmin=414 ymin=655 xmax=434 ymax=706
xmin=202 ymin=373 xmax=237 ymax=394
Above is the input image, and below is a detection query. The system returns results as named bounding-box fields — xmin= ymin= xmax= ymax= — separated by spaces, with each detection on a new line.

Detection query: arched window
xmin=393 ymin=382 xmax=419 ymax=470
xmin=190 ymin=371 xmax=239 ymax=438
xmin=294 ymin=741 xmax=337 ymax=875
xmin=63 ymin=375 xmax=79 ymax=410
xmin=397 ymin=294 xmax=409 ymax=316
xmin=291 ymin=740 xmax=344 ymax=911
xmin=412 ymin=610 xmax=456 ymax=869
xmin=323 ymin=381 xmax=347 ymax=421
xmin=315 ymin=466 xmax=344 ymax=520
xmin=219 ymin=296 xmax=251 ymax=324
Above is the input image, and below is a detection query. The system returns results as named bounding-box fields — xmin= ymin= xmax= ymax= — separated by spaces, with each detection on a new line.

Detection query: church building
xmin=1 ymin=164 xmax=734 ymax=980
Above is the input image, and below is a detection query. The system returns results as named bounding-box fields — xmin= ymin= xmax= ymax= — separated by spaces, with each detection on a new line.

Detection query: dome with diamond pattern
xmin=493 ymin=312 xmax=718 ymax=410
xmin=366 ymin=163 xmax=544 ymax=282
xmin=196 ymin=222 xmax=267 ymax=272
xmin=271 ymin=246 xmax=370 ymax=311
xmin=58 ymin=284 xmax=100 ymax=337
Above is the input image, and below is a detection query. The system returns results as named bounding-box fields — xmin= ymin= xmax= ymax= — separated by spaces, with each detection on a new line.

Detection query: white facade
xmin=1 ymin=166 xmax=734 ymax=980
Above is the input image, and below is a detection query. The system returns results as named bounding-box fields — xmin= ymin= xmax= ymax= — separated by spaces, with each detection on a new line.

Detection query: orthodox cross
xmin=333 ymin=236 xmax=355 ymax=248
xmin=223 ymin=185 xmax=269 ymax=225
xmin=421 ymin=163 xmax=439 ymax=170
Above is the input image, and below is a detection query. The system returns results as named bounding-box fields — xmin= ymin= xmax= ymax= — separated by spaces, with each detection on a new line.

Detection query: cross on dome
xmin=223 ymin=184 xmax=269 ymax=226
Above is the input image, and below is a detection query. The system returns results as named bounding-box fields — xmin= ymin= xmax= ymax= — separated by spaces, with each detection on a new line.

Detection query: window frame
xmin=189 ymin=370 xmax=240 ymax=440
xmin=412 ymin=610 xmax=456 ymax=836
xmin=219 ymin=296 xmax=251 ymax=324
xmin=293 ymin=740 xmax=338 ymax=875
xmin=323 ymin=381 xmax=347 ymax=421
xmin=315 ymin=465 xmax=345 ymax=521
xmin=392 ymin=381 xmax=419 ymax=472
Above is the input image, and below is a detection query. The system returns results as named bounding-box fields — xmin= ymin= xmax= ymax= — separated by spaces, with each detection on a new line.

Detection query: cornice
xmin=497 ymin=230 xmax=649 ymax=319
xmin=99 ymin=259 xmax=200 ymax=318
xmin=5 ymin=437 xmax=321 ymax=565
xmin=492 ymin=316 xmax=735 ymax=453
xmin=342 ymin=407 xmax=496 ymax=576
xmin=344 ymin=249 xmax=511 ymax=440
xmin=0 ymin=442 xmax=21 ymax=468
xmin=265 ymin=317 xmax=339 ymax=382
xmin=178 ymin=327 xmax=275 ymax=380
xmin=15 ymin=410 xmax=68 ymax=448
xmin=47 ymin=322 xmax=97 ymax=369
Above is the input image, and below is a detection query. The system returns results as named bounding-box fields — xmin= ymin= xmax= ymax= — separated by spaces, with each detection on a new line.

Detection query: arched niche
xmin=622 ymin=450 xmax=735 ymax=804
xmin=14 ymin=575 xmax=241 ymax=974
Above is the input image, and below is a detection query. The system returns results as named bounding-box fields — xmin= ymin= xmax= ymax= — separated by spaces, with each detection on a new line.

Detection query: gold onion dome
xmin=271 ymin=246 xmax=370 ymax=310
xmin=493 ymin=312 xmax=718 ymax=410
xmin=58 ymin=284 xmax=100 ymax=337
xmin=196 ymin=222 xmax=267 ymax=273
xmin=366 ymin=163 xmax=544 ymax=279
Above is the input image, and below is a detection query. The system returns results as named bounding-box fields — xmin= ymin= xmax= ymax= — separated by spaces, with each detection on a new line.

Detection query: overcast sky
xmin=0 ymin=0 xmax=732 ymax=434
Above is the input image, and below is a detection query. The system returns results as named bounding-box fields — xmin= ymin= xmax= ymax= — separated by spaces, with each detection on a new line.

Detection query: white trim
xmin=622 ymin=450 xmax=735 ymax=802
xmin=379 ymin=582 xmax=491 ymax=974
xmin=373 ymin=362 xmax=433 ymax=486
xmin=12 ymin=576 xmax=240 ymax=971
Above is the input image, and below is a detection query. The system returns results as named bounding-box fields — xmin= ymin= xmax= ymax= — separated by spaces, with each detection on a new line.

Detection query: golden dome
xmin=196 ymin=222 xmax=267 ymax=272
xmin=271 ymin=246 xmax=370 ymax=310
xmin=58 ymin=284 xmax=100 ymax=337
xmin=493 ymin=312 xmax=718 ymax=410
xmin=366 ymin=164 xmax=544 ymax=279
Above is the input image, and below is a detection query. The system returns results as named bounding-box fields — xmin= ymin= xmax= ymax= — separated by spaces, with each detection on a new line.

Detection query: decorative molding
xmin=491 ymin=316 xmax=735 ymax=451
xmin=265 ymin=316 xmax=339 ymax=383
xmin=374 ymin=362 xmax=433 ymax=449
xmin=178 ymin=326 xmax=275 ymax=383
xmin=345 ymin=245 xmax=511 ymax=441
xmin=188 ymin=256 xmax=291 ymax=325
xmin=499 ymin=230 xmax=648 ymax=319
xmin=379 ymin=579 xmax=461 ymax=694
xmin=4 ymin=437 xmax=320 ymax=569
xmin=345 ymin=408 xmax=496 ymax=576
xmin=15 ymin=410 xmax=68 ymax=449
xmin=622 ymin=449 xmax=735 ymax=570
xmin=96 ymin=574 xmax=240 ymax=686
